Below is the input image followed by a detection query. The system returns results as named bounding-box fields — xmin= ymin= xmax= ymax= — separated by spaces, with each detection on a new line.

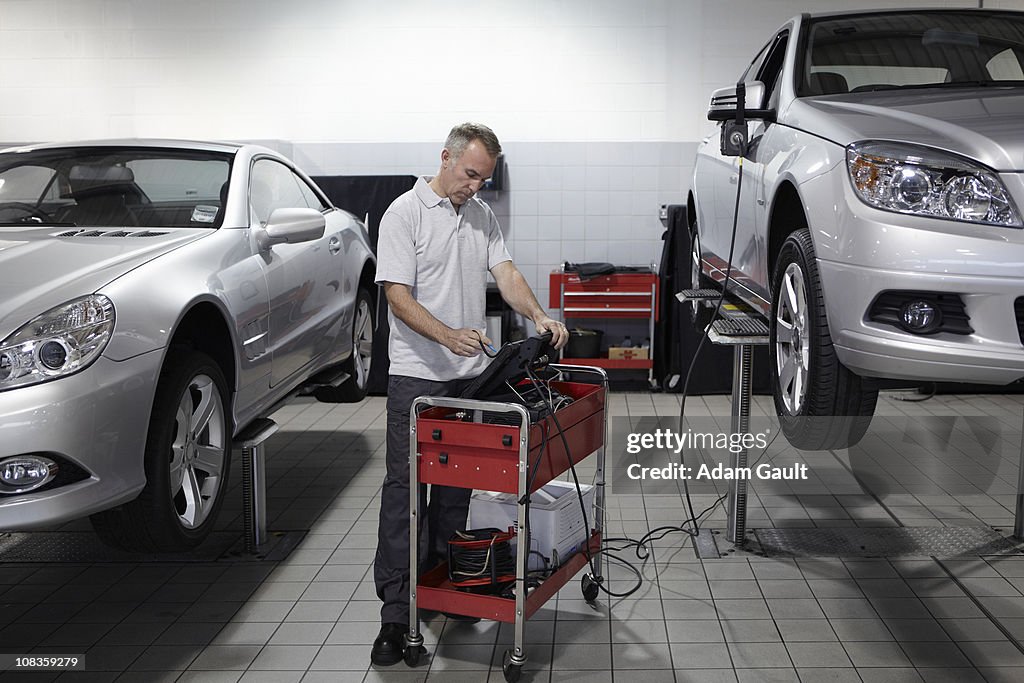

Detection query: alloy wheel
xmin=774 ymin=262 xmax=810 ymax=414
xmin=352 ymin=298 xmax=373 ymax=390
xmin=168 ymin=374 xmax=226 ymax=529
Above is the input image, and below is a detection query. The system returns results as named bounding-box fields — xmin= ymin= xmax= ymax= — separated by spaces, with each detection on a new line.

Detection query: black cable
xmin=591 ymin=153 xmax=747 ymax=563
xmin=474 ymin=331 xmax=499 ymax=358
xmin=664 ymin=153 xmax=746 ymax=542
xmin=527 ymin=366 xmax=648 ymax=598
xmin=448 ymin=530 xmax=516 ymax=589
xmin=526 ymin=154 xmax=753 ymax=595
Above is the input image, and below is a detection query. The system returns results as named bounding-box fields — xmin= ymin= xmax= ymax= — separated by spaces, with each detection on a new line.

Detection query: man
xmin=371 ymin=123 xmax=568 ymax=665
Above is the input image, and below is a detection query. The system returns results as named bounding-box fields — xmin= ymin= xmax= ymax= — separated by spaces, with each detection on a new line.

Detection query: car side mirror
xmin=707 ymin=80 xmax=775 ymax=122
xmin=258 ymin=208 xmax=326 ymax=251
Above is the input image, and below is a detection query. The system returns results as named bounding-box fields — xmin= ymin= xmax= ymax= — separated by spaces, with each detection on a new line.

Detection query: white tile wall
xmin=0 ymin=0 xmax=1016 ymax=318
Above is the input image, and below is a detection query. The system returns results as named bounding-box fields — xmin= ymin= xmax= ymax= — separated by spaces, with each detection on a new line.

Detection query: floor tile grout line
xmin=642 ymin=496 xmax=679 ymax=683
xmin=234 ymin=397 xmax=380 ymax=680
xmin=932 ymin=555 xmax=1024 ymax=659
xmin=826 ymin=448 xmax=906 ymax=528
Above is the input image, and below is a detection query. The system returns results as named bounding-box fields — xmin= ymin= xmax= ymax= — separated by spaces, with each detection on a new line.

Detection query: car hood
xmin=0 ymin=227 xmax=212 ymax=341
xmin=786 ymin=89 xmax=1024 ymax=171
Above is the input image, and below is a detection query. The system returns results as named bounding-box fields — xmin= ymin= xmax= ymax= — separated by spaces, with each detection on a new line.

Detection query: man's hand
xmin=444 ymin=328 xmax=493 ymax=357
xmin=534 ymin=317 xmax=569 ymax=350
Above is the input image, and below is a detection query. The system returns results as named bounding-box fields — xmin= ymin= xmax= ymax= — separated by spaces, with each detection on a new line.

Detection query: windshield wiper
xmin=900 ymin=80 xmax=1024 ymax=90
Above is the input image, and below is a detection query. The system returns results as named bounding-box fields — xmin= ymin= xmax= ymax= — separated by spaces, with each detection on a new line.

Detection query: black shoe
xmin=370 ymin=622 xmax=408 ymax=666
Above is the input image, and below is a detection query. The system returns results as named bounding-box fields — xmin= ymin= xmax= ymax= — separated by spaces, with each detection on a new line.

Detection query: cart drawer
xmin=415 ymin=381 xmax=604 ymax=494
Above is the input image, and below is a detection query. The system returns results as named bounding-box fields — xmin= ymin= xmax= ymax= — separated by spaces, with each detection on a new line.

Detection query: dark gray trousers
xmin=374 ymin=374 xmax=472 ymax=625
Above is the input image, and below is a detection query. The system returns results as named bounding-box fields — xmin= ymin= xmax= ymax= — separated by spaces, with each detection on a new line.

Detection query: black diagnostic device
xmin=460 ymin=332 xmax=555 ymax=400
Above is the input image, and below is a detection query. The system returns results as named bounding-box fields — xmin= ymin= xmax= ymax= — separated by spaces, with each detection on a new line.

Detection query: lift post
xmin=677 ymin=290 xmax=768 ymax=546
xmin=235 ymin=417 xmax=279 ymax=553
xmin=1015 ymin=409 xmax=1024 ymax=541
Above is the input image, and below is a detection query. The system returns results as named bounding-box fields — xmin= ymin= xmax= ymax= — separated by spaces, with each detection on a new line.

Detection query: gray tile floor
xmin=4 ymin=389 xmax=1024 ymax=682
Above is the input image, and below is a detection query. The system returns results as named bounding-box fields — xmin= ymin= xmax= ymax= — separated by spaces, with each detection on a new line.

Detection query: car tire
xmin=314 ymin=287 xmax=374 ymax=403
xmin=769 ymin=229 xmax=877 ymax=450
xmin=91 ymin=348 xmax=231 ymax=552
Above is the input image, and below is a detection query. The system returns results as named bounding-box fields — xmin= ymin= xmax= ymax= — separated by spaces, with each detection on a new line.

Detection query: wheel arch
xmin=164 ymin=298 xmax=238 ymax=410
xmin=357 ymin=259 xmax=379 ymax=315
xmin=766 ymin=179 xmax=809 ymax=290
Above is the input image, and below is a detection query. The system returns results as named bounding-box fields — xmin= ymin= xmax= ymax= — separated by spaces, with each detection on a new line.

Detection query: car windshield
xmin=0 ymin=147 xmax=233 ymax=229
xmin=799 ymin=11 xmax=1024 ymax=96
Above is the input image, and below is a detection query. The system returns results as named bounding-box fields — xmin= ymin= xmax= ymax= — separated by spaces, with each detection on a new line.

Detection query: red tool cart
xmin=403 ymin=365 xmax=609 ymax=682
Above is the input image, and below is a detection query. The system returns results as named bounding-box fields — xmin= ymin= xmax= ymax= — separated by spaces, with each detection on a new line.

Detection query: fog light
xmin=900 ymin=300 xmax=941 ymax=333
xmin=0 ymin=456 xmax=58 ymax=494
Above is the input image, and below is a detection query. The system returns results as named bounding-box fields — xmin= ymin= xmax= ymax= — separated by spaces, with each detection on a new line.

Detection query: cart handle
xmin=411 ymin=396 xmax=533 ymax=420
xmin=548 ymin=363 xmax=610 ymax=386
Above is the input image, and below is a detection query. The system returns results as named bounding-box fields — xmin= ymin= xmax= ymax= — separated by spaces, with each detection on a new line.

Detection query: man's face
xmin=439 ymin=140 xmax=497 ymax=207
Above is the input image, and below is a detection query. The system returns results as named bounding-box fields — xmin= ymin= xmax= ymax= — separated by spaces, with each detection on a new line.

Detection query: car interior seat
xmin=806 ymin=71 xmax=850 ymax=95
xmin=212 ymin=180 xmax=230 ymax=227
xmin=61 ymin=165 xmax=142 ymax=227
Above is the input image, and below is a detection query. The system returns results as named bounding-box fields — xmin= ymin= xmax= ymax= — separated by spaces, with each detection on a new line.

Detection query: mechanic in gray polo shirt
xmin=370 ymin=122 xmax=568 ymax=666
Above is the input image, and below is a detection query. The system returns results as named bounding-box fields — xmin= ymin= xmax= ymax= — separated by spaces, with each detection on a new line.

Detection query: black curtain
xmin=654 ymin=204 xmax=770 ymax=394
xmin=312 ymin=175 xmax=418 ymax=395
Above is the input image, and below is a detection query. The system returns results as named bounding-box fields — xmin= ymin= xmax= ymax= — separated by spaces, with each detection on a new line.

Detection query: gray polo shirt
xmin=375 ymin=177 xmax=512 ymax=381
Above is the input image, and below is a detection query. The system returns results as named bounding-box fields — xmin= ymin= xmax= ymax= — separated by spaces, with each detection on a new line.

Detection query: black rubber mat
xmin=751 ymin=526 xmax=1023 ymax=558
xmin=0 ymin=531 xmax=240 ymax=563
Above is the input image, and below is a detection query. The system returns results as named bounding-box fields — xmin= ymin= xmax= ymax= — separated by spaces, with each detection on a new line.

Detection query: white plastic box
xmin=468 ymin=479 xmax=594 ymax=572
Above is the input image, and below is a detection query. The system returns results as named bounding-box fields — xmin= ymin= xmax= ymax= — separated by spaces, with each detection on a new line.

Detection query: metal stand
xmin=236 ymin=417 xmax=279 ymax=554
xmin=1015 ymin=409 xmax=1024 ymax=541
xmin=677 ymin=290 xmax=767 ymax=546
xmin=728 ymin=344 xmax=753 ymax=544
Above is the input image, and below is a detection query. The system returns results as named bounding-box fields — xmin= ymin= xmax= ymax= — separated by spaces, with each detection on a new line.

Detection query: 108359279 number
xmin=0 ymin=655 xmax=85 ymax=671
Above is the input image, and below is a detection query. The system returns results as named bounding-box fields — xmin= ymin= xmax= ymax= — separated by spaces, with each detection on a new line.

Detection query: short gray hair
xmin=445 ymin=122 xmax=502 ymax=161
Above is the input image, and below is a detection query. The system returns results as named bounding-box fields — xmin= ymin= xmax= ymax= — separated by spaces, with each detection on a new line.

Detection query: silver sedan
xmin=691 ymin=9 xmax=1024 ymax=449
xmin=0 ymin=140 xmax=376 ymax=551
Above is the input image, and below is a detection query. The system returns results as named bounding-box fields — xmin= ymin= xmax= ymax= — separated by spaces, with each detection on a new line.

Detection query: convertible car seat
xmin=61 ymin=165 xmax=141 ymax=227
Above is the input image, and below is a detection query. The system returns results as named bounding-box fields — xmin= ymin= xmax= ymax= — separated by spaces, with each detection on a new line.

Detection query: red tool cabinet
xmin=403 ymin=366 xmax=608 ymax=682
xmin=550 ymin=271 xmax=659 ymax=384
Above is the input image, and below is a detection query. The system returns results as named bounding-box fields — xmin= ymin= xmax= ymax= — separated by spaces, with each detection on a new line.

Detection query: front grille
xmin=868 ymin=291 xmax=972 ymax=335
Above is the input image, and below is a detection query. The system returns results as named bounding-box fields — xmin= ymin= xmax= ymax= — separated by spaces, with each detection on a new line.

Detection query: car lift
xmin=678 ymin=289 xmax=769 ymax=546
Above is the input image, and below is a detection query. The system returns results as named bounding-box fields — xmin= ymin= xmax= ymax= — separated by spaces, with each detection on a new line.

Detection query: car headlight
xmin=847 ymin=141 xmax=1022 ymax=228
xmin=0 ymin=295 xmax=114 ymax=391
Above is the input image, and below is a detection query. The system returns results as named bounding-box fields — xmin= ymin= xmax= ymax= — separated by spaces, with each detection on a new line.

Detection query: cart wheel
xmin=582 ymin=573 xmax=600 ymax=602
xmin=502 ymin=650 xmax=522 ymax=683
xmin=404 ymin=644 xmax=424 ymax=667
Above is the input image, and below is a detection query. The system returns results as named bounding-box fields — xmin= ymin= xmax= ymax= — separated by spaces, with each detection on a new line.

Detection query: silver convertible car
xmin=0 ymin=140 xmax=376 ymax=551
xmin=690 ymin=9 xmax=1024 ymax=449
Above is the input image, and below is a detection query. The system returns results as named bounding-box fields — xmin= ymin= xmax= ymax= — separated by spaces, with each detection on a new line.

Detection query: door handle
xmin=328 ymin=236 xmax=341 ymax=254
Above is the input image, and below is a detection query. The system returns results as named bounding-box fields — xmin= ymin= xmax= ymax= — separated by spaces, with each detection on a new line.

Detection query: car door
xmin=694 ymin=40 xmax=772 ymax=287
xmin=292 ymin=174 xmax=359 ymax=368
xmin=250 ymin=157 xmax=334 ymax=387
xmin=736 ymin=29 xmax=789 ymax=306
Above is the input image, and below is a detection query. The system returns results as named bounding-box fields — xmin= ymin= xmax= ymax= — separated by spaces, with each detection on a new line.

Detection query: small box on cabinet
xmin=608 ymin=347 xmax=648 ymax=360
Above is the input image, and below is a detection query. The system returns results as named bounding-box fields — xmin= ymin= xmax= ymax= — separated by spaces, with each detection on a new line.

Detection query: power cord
xmin=603 ymin=135 xmax=756 ymax=559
